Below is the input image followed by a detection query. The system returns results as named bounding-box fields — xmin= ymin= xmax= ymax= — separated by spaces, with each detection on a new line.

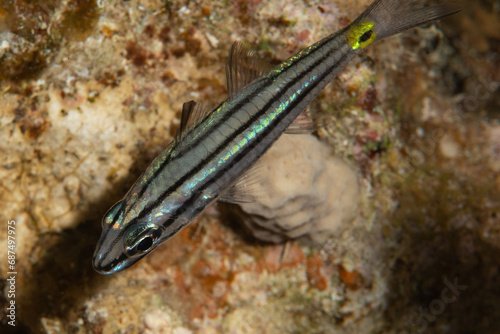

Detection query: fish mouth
xmin=93 ymin=251 xmax=137 ymax=275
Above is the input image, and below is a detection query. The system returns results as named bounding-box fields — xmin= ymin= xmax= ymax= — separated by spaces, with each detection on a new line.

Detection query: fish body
xmin=94 ymin=0 xmax=460 ymax=274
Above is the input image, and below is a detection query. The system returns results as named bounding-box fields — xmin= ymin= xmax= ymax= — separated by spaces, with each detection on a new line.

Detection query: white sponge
xmin=236 ymin=134 xmax=360 ymax=243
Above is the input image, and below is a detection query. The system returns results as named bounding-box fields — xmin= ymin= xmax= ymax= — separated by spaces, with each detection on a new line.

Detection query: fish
xmin=93 ymin=0 xmax=460 ymax=274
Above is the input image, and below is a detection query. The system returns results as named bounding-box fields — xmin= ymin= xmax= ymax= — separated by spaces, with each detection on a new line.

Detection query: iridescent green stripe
xmin=134 ymin=31 xmax=349 ymax=200
xmin=132 ymin=37 xmax=353 ymax=225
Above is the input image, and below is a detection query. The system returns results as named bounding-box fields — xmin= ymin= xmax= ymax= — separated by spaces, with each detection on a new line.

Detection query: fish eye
xmin=125 ymin=224 xmax=162 ymax=256
xmin=137 ymin=236 xmax=154 ymax=252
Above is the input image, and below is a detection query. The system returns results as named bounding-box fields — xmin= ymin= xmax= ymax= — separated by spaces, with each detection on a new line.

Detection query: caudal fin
xmin=356 ymin=0 xmax=461 ymax=41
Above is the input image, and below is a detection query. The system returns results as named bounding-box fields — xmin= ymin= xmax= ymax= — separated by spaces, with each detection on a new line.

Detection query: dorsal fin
xmin=178 ymin=100 xmax=213 ymax=139
xmin=225 ymin=41 xmax=271 ymax=98
xmin=180 ymin=100 xmax=197 ymax=135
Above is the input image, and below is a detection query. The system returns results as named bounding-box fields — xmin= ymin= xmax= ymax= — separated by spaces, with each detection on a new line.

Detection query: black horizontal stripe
xmin=107 ymin=36 xmax=349 ymax=255
xmin=134 ymin=43 xmax=350 ymax=226
xmin=135 ymin=33 xmax=345 ymax=200
xmin=97 ymin=222 xmax=127 ymax=267
xmin=165 ymin=49 xmax=349 ymax=225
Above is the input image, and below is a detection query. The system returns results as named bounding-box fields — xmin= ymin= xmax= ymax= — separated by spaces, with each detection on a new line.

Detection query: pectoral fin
xmin=218 ymin=161 xmax=267 ymax=204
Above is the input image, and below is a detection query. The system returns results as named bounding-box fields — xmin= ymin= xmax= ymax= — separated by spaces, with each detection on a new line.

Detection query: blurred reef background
xmin=0 ymin=0 xmax=499 ymax=333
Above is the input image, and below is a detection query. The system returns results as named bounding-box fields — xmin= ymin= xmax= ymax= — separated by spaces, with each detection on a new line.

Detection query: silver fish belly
xmin=93 ymin=0 xmax=460 ymax=274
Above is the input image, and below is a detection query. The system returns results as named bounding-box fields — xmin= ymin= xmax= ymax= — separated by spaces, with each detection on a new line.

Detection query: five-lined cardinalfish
xmin=93 ymin=0 xmax=460 ymax=274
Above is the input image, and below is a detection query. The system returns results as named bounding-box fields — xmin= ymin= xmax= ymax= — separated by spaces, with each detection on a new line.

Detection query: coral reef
xmin=0 ymin=0 xmax=498 ymax=333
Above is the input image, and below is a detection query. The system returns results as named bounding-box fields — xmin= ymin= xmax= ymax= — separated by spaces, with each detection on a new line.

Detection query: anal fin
xmin=285 ymin=100 xmax=320 ymax=134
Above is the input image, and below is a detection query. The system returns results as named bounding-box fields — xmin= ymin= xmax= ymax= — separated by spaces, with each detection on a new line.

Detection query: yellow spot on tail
xmin=348 ymin=20 xmax=376 ymax=50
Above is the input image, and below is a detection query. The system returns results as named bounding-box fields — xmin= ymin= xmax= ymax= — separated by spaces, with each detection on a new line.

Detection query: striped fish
xmin=93 ymin=0 xmax=460 ymax=274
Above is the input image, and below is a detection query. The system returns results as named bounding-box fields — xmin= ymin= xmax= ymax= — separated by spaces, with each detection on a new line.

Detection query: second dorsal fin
xmin=225 ymin=41 xmax=272 ymax=99
xmin=178 ymin=100 xmax=213 ymax=139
